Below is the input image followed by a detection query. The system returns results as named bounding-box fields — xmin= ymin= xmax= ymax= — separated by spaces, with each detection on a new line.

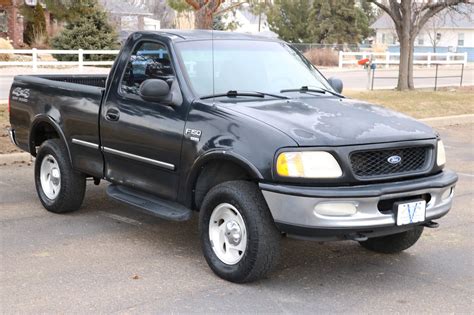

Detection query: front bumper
xmin=260 ymin=170 xmax=458 ymax=240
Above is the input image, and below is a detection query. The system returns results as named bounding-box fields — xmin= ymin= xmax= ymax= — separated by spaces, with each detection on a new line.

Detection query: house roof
xmin=371 ymin=4 xmax=474 ymax=29
xmin=99 ymin=0 xmax=153 ymax=16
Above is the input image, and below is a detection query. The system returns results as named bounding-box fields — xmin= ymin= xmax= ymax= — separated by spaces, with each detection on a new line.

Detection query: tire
xmin=199 ymin=180 xmax=281 ymax=283
xmin=359 ymin=226 xmax=424 ymax=254
xmin=34 ymin=139 xmax=86 ymax=213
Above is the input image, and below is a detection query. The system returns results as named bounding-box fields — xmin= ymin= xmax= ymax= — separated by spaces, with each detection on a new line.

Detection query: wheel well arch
xmin=29 ymin=116 xmax=72 ymax=163
xmin=189 ymin=153 xmax=263 ymax=210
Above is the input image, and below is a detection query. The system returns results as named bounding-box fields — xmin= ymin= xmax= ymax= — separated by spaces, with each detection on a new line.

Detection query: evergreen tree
xmin=267 ymin=0 xmax=314 ymax=43
xmin=309 ymin=0 xmax=363 ymax=44
xmin=354 ymin=6 xmax=372 ymax=40
xmin=51 ymin=0 xmax=118 ymax=61
xmin=358 ymin=0 xmax=378 ymax=24
xmin=22 ymin=3 xmax=47 ymax=46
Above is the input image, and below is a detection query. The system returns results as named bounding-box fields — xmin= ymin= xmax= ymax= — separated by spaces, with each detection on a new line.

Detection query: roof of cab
xmin=135 ymin=30 xmax=280 ymax=42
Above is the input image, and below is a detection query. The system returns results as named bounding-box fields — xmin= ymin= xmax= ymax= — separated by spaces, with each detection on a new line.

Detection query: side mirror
xmin=327 ymin=77 xmax=343 ymax=94
xmin=139 ymin=79 xmax=170 ymax=103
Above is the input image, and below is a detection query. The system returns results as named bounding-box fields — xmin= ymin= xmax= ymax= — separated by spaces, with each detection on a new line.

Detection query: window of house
xmin=381 ymin=33 xmax=386 ymax=44
xmin=458 ymin=33 xmax=464 ymax=46
xmin=417 ymin=35 xmax=424 ymax=46
xmin=436 ymin=33 xmax=442 ymax=41
xmin=391 ymin=34 xmax=397 ymax=45
xmin=0 ymin=10 xmax=8 ymax=33
xmin=121 ymin=41 xmax=174 ymax=96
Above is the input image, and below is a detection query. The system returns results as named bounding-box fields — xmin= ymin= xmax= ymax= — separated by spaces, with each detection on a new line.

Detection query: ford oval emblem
xmin=387 ymin=155 xmax=402 ymax=164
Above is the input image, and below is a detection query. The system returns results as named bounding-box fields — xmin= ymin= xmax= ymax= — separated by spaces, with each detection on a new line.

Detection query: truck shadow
xmin=78 ymin=181 xmax=423 ymax=289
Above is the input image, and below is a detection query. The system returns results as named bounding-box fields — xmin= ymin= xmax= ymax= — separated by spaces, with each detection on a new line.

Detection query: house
xmin=0 ymin=0 xmax=59 ymax=47
xmin=0 ymin=0 xmax=23 ymax=46
xmin=99 ymin=0 xmax=159 ymax=32
xmin=222 ymin=1 xmax=277 ymax=37
xmin=371 ymin=5 xmax=474 ymax=61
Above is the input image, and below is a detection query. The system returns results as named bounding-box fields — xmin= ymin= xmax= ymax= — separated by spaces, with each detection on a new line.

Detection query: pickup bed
xmin=8 ymin=30 xmax=458 ymax=283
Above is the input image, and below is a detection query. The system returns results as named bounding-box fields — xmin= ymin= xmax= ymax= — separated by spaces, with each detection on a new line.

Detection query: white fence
xmin=1 ymin=48 xmax=469 ymax=70
xmin=338 ymin=51 xmax=468 ymax=68
xmin=0 ymin=49 xmax=120 ymax=70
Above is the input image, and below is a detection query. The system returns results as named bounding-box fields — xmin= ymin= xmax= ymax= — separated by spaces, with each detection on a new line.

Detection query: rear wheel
xmin=34 ymin=139 xmax=86 ymax=213
xmin=199 ymin=181 xmax=281 ymax=283
xmin=359 ymin=226 xmax=424 ymax=253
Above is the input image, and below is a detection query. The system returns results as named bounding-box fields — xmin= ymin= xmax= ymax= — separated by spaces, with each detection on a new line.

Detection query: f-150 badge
xmin=185 ymin=128 xmax=202 ymax=142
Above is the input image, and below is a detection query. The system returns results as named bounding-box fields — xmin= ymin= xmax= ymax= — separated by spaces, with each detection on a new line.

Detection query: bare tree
xmin=184 ymin=0 xmax=253 ymax=29
xmin=368 ymin=0 xmax=469 ymax=90
xmin=126 ymin=0 xmax=176 ymax=28
xmin=424 ymin=13 xmax=445 ymax=53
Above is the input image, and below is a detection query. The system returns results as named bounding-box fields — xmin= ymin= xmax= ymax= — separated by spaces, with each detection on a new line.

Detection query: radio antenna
xmin=211 ymin=13 xmax=215 ymax=106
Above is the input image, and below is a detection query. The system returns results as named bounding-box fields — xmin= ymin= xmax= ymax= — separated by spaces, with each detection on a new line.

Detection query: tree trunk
xmin=195 ymin=7 xmax=214 ymax=29
xmin=407 ymin=37 xmax=415 ymax=89
xmin=397 ymin=31 xmax=410 ymax=91
xmin=396 ymin=0 xmax=412 ymax=91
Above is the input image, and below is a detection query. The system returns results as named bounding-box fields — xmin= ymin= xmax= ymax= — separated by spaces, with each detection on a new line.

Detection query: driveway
xmin=0 ymin=123 xmax=472 ymax=313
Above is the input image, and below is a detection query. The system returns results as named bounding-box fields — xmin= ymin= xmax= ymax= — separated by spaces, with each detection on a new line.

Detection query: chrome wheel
xmin=40 ymin=154 xmax=61 ymax=200
xmin=209 ymin=203 xmax=247 ymax=265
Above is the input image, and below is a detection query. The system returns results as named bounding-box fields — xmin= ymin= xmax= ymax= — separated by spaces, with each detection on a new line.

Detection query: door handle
xmin=105 ymin=108 xmax=120 ymax=121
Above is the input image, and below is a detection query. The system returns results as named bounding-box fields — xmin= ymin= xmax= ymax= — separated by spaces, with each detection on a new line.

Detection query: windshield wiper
xmin=280 ymin=86 xmax=343 ymax=97
xmin=201 ymin=90 xmax=289 ymax=100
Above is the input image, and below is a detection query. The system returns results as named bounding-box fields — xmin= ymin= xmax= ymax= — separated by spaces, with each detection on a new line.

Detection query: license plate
xmin=395 ymin=200 xmax=426 ymax=226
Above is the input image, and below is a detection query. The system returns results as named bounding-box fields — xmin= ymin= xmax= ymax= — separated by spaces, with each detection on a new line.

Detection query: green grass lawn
xmin=344 ymin=87 xmax=473 ymax=119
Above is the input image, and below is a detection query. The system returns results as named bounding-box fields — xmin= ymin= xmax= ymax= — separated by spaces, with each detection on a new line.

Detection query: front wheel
xmin=359 ymin=226 xmax=424 ymax=254
xmin=34 ymin=139 xmax=86 ymax=213
xmin=199 ymin=181 xmax=281 ymax=283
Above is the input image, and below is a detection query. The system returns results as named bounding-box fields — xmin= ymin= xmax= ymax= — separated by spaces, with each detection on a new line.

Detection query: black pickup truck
xmin=8 ymin=30 xmax=457 ymax=283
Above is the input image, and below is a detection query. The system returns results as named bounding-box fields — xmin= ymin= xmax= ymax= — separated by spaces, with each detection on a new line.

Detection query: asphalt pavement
xmin=0 ymin=123 xmax=473 ymax=313
xmin=321 ymin=66 xmax=473 ymax=90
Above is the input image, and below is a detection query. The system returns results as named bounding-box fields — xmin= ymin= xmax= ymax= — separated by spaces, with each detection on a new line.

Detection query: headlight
xmin=437 ymin=140 xmax=446 ymax=166
xmin=276 ymin=151 xmax=342 ymax=178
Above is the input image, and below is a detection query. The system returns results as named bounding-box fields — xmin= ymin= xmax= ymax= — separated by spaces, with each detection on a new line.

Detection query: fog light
xmin=314 ymin=202 xmax=358 ymax=216
xmin=441 ymin=187 xmax=454 ymax=201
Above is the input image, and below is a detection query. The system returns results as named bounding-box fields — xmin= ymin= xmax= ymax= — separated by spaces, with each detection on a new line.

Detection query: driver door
xmin=100 ymin=40 xmax=186 ymax=200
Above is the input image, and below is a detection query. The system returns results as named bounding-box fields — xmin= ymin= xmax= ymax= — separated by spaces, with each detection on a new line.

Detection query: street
xmin=321 ymin=65 xmax=473 ymax=90
xmin=1 ymin=65 xmax=473 ymax=100
xmin=0 ymin=123 xmax=473 ymax=313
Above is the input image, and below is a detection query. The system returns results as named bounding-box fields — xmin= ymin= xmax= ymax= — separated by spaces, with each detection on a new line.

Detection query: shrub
xmin=22 ymin=3 xmax=48 ymax=46
xmin=51 ymin=1 xmax=118 ymax=61
xmin=30 ymin=30 xmax=50 ymax=49
xmin=0 ymin=38 xmax=14 ymax=61
xmin=304 ymin=48 xmax=339 ymax=67
xmin=372 ymin=43 xmax=387 ymax=53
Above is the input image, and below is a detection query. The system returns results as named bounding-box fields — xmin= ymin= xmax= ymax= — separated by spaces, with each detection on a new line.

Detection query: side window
xmin=121 ymin=41 xmax=174 ymax=96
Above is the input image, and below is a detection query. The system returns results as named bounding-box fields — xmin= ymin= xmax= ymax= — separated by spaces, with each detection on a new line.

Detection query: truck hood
xmin=224 ymin=96 xmax=436 ymax=146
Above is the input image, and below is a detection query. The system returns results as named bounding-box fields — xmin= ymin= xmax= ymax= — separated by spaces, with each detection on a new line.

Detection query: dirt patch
xmin=0 ymin=104 xmax=21 ymax=154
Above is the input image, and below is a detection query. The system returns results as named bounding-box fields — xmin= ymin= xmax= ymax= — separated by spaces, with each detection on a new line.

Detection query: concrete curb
xmin=420 ymin=114 xmax=474 ymax=128
xmin=0 ymin=115 xmax=472 ymax=166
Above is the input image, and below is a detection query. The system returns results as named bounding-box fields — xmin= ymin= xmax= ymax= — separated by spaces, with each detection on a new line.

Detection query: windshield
xmin=175 ymin=40 xmax=332 ymax=97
